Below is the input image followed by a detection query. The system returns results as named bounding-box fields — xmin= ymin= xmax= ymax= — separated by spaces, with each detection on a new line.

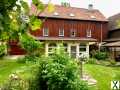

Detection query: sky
xmin=41 ymin=0 xmax=120 ymax=18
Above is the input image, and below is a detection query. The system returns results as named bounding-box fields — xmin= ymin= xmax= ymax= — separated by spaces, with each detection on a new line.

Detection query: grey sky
xmin=41 ymin=0 xmax=120 ymax=18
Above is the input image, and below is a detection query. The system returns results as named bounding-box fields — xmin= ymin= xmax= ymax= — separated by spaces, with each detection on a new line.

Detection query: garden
xmin=0 ymin=51 xmax=120 ymax=90
xmin=0 ymin=0 xmax=120 ymax=90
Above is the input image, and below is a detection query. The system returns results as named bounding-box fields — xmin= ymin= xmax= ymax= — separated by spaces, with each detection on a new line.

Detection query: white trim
xmin=45 ymin=43 xmax=49 ymax=56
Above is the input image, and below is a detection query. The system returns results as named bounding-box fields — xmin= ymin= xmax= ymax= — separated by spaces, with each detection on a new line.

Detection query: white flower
xmin=13 ymin=6 xmax=17 ymax=11
xmin=16 ymin=0 xmax=21 ymax=6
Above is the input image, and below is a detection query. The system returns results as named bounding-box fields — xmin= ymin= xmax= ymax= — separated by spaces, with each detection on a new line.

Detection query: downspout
xmin=99 ymin=23 xmax=103 ymax=51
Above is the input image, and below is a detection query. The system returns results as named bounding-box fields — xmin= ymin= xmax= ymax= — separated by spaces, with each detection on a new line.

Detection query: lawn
xmin=84 ymin=64 xmax=120 ymax=90
xmin=1 ymin=59 xmax=120 ymax=90
xmin=0 ymin=59 xmax=31 ymax=86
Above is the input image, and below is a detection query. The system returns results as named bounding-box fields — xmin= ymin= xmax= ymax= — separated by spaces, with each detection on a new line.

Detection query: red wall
xmin=9 ymin=18 xmax=108 ymax=55
xmin=31 ymin=18 xmax=108 ymax=42
xmin=8 ymin=40 xmax=26 ymax=55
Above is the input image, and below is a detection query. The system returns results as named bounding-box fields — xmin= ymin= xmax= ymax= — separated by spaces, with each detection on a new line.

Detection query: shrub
xmin=0 ymin=44 xmax=6 ymax=57
xmin=92 ymin=51 xmax=108 ymax=60
xmin=109 ymin=60 xmax=116 ymax=66
xmin=17 ymin=55 xmax=39 ymax=64
xmin=19 ymin=34 xmax=43 ymax=55
xmin=30 ymin=49 xmax=88 ymax=90
xmin=86 ymin=58 xmax=97 ymax=64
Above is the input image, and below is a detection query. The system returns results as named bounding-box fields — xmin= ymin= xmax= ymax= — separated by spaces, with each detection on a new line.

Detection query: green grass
xmin=84 ymin=64 xmax=120 ymax=90
xmin=0 ymin=59 xmax=29 ymax=86
xmin=0 ymin=59 xmax=120 ymax=90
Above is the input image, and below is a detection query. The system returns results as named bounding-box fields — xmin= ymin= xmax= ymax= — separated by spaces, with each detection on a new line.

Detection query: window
xmin=86 ymin=29 xmax=91 ymax=37
xmin=43 ymin=28 xmax=49 ymax=36
xmin=48 ymin=43 xmax=57 ymax=55
xmin=79 ymin=43 xmax=86 ymax=52
xmin=71 ymin=29 xmax=76 ymax=37
xmin=61 ymin=43 xmax=68 ymax=52
xmin=59 ymin=28 xmax=64 ymax=36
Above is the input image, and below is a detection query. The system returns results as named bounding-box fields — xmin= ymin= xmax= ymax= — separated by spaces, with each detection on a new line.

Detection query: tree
xmin=0 ymin=0 xmax=54 ymax=55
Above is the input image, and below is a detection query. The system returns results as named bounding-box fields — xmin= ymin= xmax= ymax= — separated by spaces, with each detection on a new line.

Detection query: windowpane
xmin=43 ymin=28 xmax=49 ymax=36
xmin=79 ymin=43 xmax=86 ymax=52
xmin=59 ymin=29 xmax=64 ymax=36
xmin=71 ymin=29 xmax=76 ymax=37
xmin=86 ymin=29 xmax=91 ymax=37
xmin=48 ymin=43 xmax=57 ymax=55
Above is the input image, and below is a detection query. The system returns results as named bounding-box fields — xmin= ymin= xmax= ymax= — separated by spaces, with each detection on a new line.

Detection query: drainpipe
xmin=99 ymin=23 xmax=103 ymax=51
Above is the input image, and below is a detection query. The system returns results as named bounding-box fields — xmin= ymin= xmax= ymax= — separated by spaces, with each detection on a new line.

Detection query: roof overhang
xmin=102 ymin=41 xmax=120 ymax=47
xmin=38 ymin=16 xmax=108 ymax=22
xmin=104 ymin=38 xmax=120 ymax=42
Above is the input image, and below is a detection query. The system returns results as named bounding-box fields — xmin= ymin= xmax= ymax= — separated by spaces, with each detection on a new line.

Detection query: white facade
xmin=44 ymin=41 xmax=90 ymax=59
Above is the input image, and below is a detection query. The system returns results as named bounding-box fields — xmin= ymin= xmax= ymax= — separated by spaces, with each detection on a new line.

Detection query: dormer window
xmin=53 ymin=12 xmax=59 ymax=16
xmin=90 ymin=15 xmax=96 ymax=19
xmin=43 ymin=28 xmax=49 ymax=36
xmin=69 ymin=13 xmax=75 ymax=17
xmin=86 ymin=29 xmax=91 ymax=37
xmin=59 ymin=28 xmax=64 ymax=36
xmin=71 ymin=29 xmax=76 ymax=37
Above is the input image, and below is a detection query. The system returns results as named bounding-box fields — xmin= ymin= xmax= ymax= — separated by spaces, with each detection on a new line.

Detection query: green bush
xmin=0 ymin=44 xmax=6 ymax=57
xmin=19 ymin=34 xmax=42 ymax=54
xmin=30 ymin=49 xmax=88 ymax=90
xmin=17 ymin=55 xmax=39 ymax=63
xmin=86 ymin=58 xmax=97 ymax=64
xmin=92 ymin=51 xmax=108 ymax=60
xmin=109 ymin=60 xmax=116 ymax=66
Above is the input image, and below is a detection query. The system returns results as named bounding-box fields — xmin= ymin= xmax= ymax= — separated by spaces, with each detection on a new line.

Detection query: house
xmin=103 ymin=13 xmax=120 ymax=61
xmin=9 ymin=4 xmax=108 ymax=59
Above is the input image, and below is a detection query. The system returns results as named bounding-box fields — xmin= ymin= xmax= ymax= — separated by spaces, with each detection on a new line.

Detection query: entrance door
xmin=70 ymin=45 xmax=77 ymax=58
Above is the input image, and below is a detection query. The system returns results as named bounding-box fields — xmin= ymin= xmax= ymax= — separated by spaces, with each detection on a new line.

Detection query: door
xmin=70 ymin=45 xmax=77 ymax=58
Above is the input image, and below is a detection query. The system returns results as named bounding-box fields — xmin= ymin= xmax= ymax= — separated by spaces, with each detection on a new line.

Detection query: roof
xmin=31 ymin=4 xmax=107 ymax=22
xmin=35 ymin=37 xmax=97 ymax=41
xmin=102 ymin=41 xmax=120 ymax=47
xmin=104 ymin=38 xmax=120 ymax=42
xmin=108 ymin=13 xmax=120 ymax=31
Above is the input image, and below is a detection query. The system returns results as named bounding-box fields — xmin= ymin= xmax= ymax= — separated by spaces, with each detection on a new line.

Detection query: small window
xmin=43 ymin=28 xmax=49 ymax=36
xmin=59 ymin=28 xmax=64 ymax=36
xmin=53 ymin=12 xmax=59 ymax=16
xmin=71 ymin=29 xmax=76 ymax=37
xmin=79 ymin=43 xmax=86 ymax=52
xmin=48 ymin=43 xmax=57 ymax=55
xmin=69 ymin=13 xmax=75 ymax=17
xmin=86 ymin=29 xmax=91 ymax=38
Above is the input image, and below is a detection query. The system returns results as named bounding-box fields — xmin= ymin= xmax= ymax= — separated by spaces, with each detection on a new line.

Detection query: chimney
xmin=88 ymin=4 xmax=93 ymax=10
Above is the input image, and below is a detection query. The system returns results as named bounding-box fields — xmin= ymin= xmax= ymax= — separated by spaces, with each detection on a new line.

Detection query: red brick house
xmin=9 ymin=4 xmax=108 ymax=58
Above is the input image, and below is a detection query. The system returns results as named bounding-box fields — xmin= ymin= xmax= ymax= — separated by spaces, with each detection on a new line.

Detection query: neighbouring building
xmin=103 ymin=13 xmax=120 ymax=61
xmin=9 ymin=4 xmax=108 ymax=59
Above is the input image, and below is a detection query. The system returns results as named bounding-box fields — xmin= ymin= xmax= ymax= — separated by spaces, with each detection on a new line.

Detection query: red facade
xmin=8 ymin=40 xmax=26 ymax=55
xmin=31 ymin=18 xmax=108 ymax=42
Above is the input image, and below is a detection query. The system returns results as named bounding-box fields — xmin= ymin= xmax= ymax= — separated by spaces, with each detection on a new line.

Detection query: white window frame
xmin=70 ymin=29 xmax=76 ymax=37
xmin=43 ymin=28 xmax=49 ymax=36
xmin=59 ymin=28 xmax=64 ymax=36
xmin=86 ymin=29 xmax=92 ymax=38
